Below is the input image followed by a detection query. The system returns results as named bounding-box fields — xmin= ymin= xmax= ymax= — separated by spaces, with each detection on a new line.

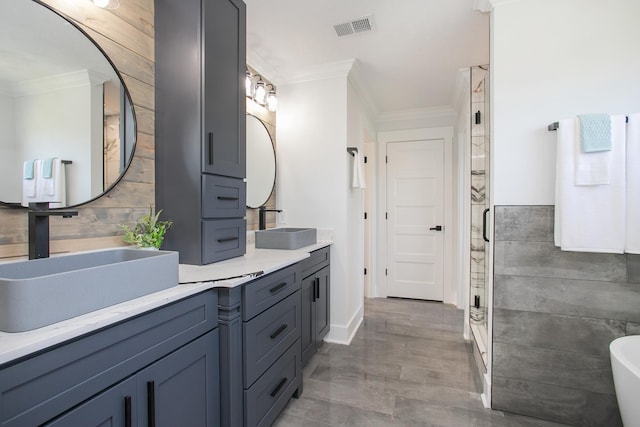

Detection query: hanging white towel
xmin=351 ymin=150 xmax=366 ymax=189
xmin=554 ymin=115 xmax=626 ymax=253
xmin=574 ymin=143 xmax=612 ymax=185
xmin=22 ymin=159 xmax=38 ymax=207
xmin=35 ymin=158 xmax=66 ymax=207
xmin=626 ymin=113 xmax=640 ymax=254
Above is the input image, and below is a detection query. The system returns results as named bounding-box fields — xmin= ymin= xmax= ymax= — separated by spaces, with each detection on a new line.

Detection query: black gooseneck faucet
xmin=258 ymin=206 xmax=282 ymax=230
xmin=28 ymin=202 xmax=78 ymax=259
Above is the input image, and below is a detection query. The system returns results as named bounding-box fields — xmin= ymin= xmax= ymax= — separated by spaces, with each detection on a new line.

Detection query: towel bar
xmin=548 ymin=116 xmax=629 ymax=131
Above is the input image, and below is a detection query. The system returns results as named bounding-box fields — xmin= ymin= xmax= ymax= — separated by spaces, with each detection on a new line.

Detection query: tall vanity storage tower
xmin=155 ymin=0 xmax=247 ymax=265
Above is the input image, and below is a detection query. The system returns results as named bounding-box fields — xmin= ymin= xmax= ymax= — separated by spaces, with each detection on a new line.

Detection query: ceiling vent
xmin=333 ymin=16 xmax=374 ymax=38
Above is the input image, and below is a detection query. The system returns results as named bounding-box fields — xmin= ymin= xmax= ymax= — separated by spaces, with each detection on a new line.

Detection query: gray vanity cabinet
xmin=45 ymin=331 xmax=219 ymax=427
xmin=217 ymin=263 xmax=303 ymax=427
xmin=300 ymin=247 xmax=331 ymax=366
xmin=155 ymin=0 xmax=247 ymax=265
xmin=0 ymin=292 xmax=220 ymax=427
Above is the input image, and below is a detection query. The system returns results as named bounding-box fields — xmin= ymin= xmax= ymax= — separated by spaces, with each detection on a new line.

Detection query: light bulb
xmin=266 ymin=90 xmax=278 ymax=112
xmin=245 ymin=71 xmax=253 ymax=97
xmin=254 ymin=80 xmax=266 ymax=105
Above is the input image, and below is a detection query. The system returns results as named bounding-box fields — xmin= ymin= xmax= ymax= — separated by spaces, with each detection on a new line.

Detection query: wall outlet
xmin=278 ymin=209 xmax=287 ymax=224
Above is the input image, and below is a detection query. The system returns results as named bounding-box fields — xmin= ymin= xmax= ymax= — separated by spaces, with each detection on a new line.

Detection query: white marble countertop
xmin=0 ymin=240 xmax=331 ymax=366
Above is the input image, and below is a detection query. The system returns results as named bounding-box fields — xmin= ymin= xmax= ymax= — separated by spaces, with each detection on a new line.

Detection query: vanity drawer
xmin=242 ymin=263 xmax=300 ymax=321
xmin=202 ymin=174 xmax=246 ymax=218
xmin=0 ymin=291 xmax=218 ymax=427
xmin=243 ymin=291 xmax=300 ymax=387
xmin=244 ymin=341 xmax=301 ymax=427
xmin=202 ymin=218 xmax=246 ymax=264
xmin=300 ymin=246 xmax=330 ymax=278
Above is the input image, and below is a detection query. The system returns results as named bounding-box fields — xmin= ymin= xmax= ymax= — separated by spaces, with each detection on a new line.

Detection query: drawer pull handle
xmin=125 ymin=396 xmax=132 ymax=427
xmin=315 ymin=277 xmax=320 ymax=300
xmin=147 ymin=381 xmax=156 ymax=427
xmin=270 ymin=377 xmax=288 ymax=398
xmin=269 ymin=282 xmax=287 ymax=294
xmin=270 ymin=324 xmax=288 ymax=339
xmin=217 ymin=237 xmax=239 ymax=243
xmin=217 ymin=196 xmax=239 ymax=201
xmin=208 ymin=132 xmax=214 ymax=165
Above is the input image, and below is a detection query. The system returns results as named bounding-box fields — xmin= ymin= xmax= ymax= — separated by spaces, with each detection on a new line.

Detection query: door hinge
xmin=385 ymin=268 xmax=388 ymax=276
xmin=364 ymin=156 xmax=368 ymax=164
xmin=364 ymin=268 xmax=367 ymax=275
xmin=364 ymin=212 xmax=367 ymax=220
xmin=385 ymin=212 xmax=388 ymax=220
xmin=385 ymin=155 xmax=388 ymax=164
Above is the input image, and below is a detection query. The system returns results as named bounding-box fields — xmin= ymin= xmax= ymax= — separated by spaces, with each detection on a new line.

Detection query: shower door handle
xmin=482 ymin=208 xmax=490 ymax=242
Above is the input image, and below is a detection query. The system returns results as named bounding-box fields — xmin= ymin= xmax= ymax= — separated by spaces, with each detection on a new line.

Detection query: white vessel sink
xmin=255 ymin=228 xmax=317 ymax=250
xmin=0 ymin=248 xmax=179 ymax=333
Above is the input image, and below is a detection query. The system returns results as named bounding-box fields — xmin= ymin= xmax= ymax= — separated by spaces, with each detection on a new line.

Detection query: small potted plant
xmin=119 ymin=206 xmax=173 ymax=249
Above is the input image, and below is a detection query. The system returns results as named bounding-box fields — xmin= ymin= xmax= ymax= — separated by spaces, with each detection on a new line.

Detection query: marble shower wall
xmin=492 ymin=205 xmax=640 ymax=426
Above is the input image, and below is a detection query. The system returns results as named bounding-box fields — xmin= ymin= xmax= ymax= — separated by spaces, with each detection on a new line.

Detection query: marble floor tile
xmin=275 ymin=298 xmax=570 ymax=427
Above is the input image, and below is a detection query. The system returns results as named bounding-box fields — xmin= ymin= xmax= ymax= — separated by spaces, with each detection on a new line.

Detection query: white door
xmin=386 ymin=139 xmax=444 ymax=301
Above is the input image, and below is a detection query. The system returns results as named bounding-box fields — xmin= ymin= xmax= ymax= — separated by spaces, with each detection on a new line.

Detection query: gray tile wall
xmin=492 ymin=205 xmax=640 ymax=427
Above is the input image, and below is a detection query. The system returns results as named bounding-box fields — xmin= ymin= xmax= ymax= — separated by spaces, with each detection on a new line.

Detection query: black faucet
xmin=28 ymin=202 xmax=78 ymax=259
xmin=258 ymin=206 xmax=282 ymax=230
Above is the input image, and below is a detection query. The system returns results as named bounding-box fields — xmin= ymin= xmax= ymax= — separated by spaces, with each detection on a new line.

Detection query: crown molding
xmin=376 ymin=106 xmax=457 ymax=129
xmin=347 ymin=59 xmax=379 ymax=120
xmin=286 ymin=59 xmax=357 ymax=84
xmin=11 ymin=70 xmax=108 ymax=97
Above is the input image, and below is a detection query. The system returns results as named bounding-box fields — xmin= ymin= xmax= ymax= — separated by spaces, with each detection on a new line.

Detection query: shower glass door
xmin=470 ymin=65 xmax=490 ymax=366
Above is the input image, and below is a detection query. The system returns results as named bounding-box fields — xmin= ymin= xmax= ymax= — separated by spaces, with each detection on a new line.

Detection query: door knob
xmin=429 ymin=225 xmax=443 ymax=231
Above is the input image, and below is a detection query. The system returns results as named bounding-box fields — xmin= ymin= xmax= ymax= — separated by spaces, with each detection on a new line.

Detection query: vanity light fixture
xmin=246 ymin=71 xmax=278 ymax=111
xmin=91 ymin=0 xmax=120 ymax=9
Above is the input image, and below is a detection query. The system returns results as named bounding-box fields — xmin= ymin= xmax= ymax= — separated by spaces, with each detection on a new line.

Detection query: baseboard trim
xmin=324 ymin=304 xmax=364 ymax=345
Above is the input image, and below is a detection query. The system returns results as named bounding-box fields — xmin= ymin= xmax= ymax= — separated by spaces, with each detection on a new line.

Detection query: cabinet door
xmin=202 ymin=0 xmax=246 ymax=178
xmin=315 ymin=266 xmax=331 ymax=344
xmin=300 ymin=274 xmax=316 ymax=366
xmin=44 ymin=377 xmax=137 ymax=427
xmin=138 ymin=330 xmax=220 ymax=427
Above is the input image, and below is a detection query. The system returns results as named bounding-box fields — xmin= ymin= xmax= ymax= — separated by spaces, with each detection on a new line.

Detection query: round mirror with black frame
xmin=246 ymin=114 xmax=276 ymax=208
xmin=0 ymin=0 xmax=136 ymax=209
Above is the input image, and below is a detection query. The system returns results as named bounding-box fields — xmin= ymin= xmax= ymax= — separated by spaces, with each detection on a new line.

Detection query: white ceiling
xmin=246 ymin=0 xmax=490 ymax=115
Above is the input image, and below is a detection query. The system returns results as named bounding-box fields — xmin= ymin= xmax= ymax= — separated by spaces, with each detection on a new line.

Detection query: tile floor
xmin=274 ymin=297 xmax=569 ymax=427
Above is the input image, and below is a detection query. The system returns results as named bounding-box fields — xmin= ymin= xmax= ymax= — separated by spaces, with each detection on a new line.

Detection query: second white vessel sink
xmin=0 ymin=248 xmax=179 ymax=333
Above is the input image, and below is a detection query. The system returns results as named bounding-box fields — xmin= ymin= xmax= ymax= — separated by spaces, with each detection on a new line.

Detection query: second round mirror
xmin=246 ymin=115 xmax=275 ymax=208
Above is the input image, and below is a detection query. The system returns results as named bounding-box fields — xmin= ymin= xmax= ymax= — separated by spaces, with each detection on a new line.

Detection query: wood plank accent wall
xmin=0 ymin=0 xmax=155 ymax=259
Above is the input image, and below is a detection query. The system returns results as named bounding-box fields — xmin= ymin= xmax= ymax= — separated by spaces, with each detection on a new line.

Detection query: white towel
xmin=626 ymin=113 xmax=640 ymax=253
xmin=21 ymin=159 xmax=38 ymax=207
xmin=35 ymin=158 xmax=66 ymax=207
xmin=574 ymin=145 xmax=611 ymax=185
xmin=351 ymin=150 xmax=366 ymax=189
xmin=554 ymin=115 xmax=626 ymax=253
